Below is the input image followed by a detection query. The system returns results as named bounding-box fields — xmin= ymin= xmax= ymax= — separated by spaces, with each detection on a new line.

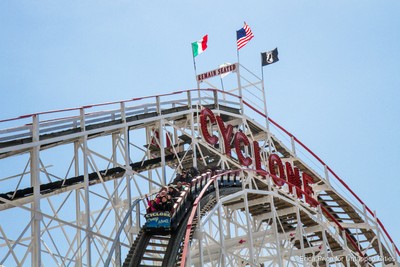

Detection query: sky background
xmin=0 ymin=0 xmax=399 ymax=251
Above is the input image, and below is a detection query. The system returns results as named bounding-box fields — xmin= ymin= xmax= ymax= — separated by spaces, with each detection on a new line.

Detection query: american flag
xmin=236 ymin=22 xmax=254 ymax=50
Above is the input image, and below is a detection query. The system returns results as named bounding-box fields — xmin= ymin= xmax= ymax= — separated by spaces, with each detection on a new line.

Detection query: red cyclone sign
xmin=199 ymin=107 xmax=318 ymax=207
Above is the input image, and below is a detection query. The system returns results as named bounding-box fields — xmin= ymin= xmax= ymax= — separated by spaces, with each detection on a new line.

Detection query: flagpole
xmin=191 ymin=47 xmax=201 ymax=104
xmin=192 ymin=52 xmax=198 ymax=85
xmin=192 ymin=56 xmax=197 ymax=74
xmin=261 ymin=57 xmax=269 ymax=130
xmin=219 ymin=76 xmax=225 ymax=92
xmin=261 ymin=52 xmax=272 ymax=154
xmin=236 ymin=29 xmax=243 ymax=116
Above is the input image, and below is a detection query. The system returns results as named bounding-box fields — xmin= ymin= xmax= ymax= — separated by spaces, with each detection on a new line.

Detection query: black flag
xmin=261 ymin=48 xmax=279 ymax=66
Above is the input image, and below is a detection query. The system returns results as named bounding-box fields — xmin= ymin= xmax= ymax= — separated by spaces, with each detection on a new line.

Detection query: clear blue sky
xmin=1 ymin=0 xmax=399 ymax=248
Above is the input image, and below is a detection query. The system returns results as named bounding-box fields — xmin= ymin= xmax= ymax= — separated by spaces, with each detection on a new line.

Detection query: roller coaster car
xmin=143 ymin=171 xmax=231 ymax=233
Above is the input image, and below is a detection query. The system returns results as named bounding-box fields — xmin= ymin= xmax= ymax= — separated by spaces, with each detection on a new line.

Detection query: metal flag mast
xmin=191 ymin=34 xmax=208 ymax=100
xmin=260 ymin=55 xmax=271 ymax=154
xmin=191 ymin=42 xmax=200 ymax=102
xmin=261 ymin=48 xmax=279 ymax=131
xmin=260 ymin=56 xmax=269 ymax=131
xmin=261 ymin=47 xmax=279 ymax=151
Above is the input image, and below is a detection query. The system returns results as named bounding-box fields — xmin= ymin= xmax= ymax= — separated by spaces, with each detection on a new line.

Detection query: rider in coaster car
xmin=145 ymin=194 xmax=157 ymax=213
xmin=176 ymin=181 xmax=186 ymax=192
xmin=168 ymin=186 xmax=180 ymax=198
xmin=157 ymin=196 xmax=174 ymax=212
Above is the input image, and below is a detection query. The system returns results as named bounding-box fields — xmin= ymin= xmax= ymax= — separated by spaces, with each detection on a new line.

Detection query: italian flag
xmin=192 ymin=34 xmax=208 ymax=57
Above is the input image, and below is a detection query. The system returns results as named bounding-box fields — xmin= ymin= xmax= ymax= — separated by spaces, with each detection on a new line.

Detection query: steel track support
xmin=342 ymin=231 xmax=351 ymax=267
xmin=74 ymin=141 xmax=83 ymax=266
xmin=243 ymin=191 xmax=255 ymax=266
xmin=31 ymin=114 xmax=42 ymax=267
xmin=215 ymin=184 xmax=226 ymax=266
xmin=80 ymin=108 xmax=92 ymax=267
xmin=271 ymin=196 xmax=283 ymax=267
xmin=295 ymin=204 xmax=306 ymax=265
xmin=226 ymin=206 xmax=232 ymax=240
xmin=373 ymin=210 xmax=385 ymax=265
xmin=213 ymin=90 xmax=219 ymax=110
xmin=145 ymin=125 xmax=154 ymax=193
xmin=318 ymin=205 xmax=330 ymax=266
xmin=112 ymin=132 xmax=121 ymax=267
xmin=121 ymin=102 xmax=134 ymax=244
xmin=324 ymin=165 xmax=330 ymax=184
xmin=236 ymin=65 xmax=244 ymax=114
xmin=159 ymin=119 xmax=166 ymax=185
xmin=290 ymin=136 xmax=296 ymax=156
xmin=392 ymin=242 xmax=399 ymax=267
xmin=197 ymin=204 xmax=204 ymax=267
xmin=189 ymin=94 xmax=197 ymax=169
xmin=156 ymin=96 xmax=166 ymax=185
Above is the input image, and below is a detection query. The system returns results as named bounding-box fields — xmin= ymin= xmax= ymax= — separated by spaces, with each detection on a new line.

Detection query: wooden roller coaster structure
xmin=0 ymin=63 xmax=398 ymax=266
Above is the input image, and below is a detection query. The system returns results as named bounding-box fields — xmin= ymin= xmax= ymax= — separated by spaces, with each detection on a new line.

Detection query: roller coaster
xmin=0 ymin=63 xmax=398 ymax=266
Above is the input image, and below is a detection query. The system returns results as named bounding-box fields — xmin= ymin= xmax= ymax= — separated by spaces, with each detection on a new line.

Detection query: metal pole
xmin=112 ymin=132 xmax=121 ymax=267
xmin=243 ymin=191 xmax=255 ymax=265
xmin=192 ymin=52 xmax=202 ymax=105
xmin=374 ymin=210 xmax=385 ymax=264
xmin=295 ymin=204 xmax=306 ymax=263
xmin=318 ymin=205 xmax=331 ymax=266
xmin=156 ymin=96 xmax=166 ymax=185
xmin=74 ymin=141 xmax=82 ymax=266
xmin=236 ymin=63 xmax=244 ymax=115
xmin=260 ymin=61 xmax=270 ymax=132
xmin=342 ymin=231 xmax=351 ymax=267
xmin=290 ymin=136 xmax=296 ymax=156
xmin=31 ymin=114 xmax=41 ymax=267
xmin=121 ymin=102 xmax=134 ymax=243
xmin=190 ymin=103 xmax=197 ymax=169
xmin=80 ymin=108 xmax=92 ymax=267
xmin=198 ymin=204 xmax=204 ymax=267
xmin=215 ymin=185 xmax=226 ymax=266
xmin=261 ymin=63 xmax=273 ymax=157
xmin=271 ymin=196 xmax=283 ymax=267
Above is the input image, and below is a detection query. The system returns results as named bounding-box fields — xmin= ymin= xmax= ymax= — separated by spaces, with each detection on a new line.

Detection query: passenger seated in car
xmin=173 ymin=172 xmax=183 ymax=184
xmin=168 ymin=186 xmax=180 ymax=198
xmin=157 ymin=196 xmax=174 ymax=212
xmin=145 ymin=194 xmax=157 ymax=213
xmin=166 ymin=194 xmax=175 ymax=206
xmin=181 ymin=171 xmax=193 ymax=184
xmin=189 ymin=166 xmax=199 ymax=177
xmin=155 ymin=190 xmax=167 ymax=204
xmin=176 ymin=181 xmax=186 ymax=191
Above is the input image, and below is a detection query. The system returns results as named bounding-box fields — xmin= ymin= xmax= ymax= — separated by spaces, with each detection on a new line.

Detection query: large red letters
xmin=199 ymin=108 xmax=317 ymax=206
xmin=268 ymin=154 xmax=286 ymax=186
xmin=235 ymin=131 xmax=252 ymax=166
xmin=200 ymin=108 xmax=218 ymax=145
xmin=216 ymin=116 xmax=233 ymax=157
xmin=285 ymin=162 xmax=302 ymax=198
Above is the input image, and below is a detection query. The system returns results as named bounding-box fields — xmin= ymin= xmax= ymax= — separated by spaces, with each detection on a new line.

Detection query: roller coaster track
xmin=117 ymin=166 xmax=397 ymax=266
xmin=0 ymin=88 xmax=398 ymax=266
xmin=121 ymin=178 xmax=241 ymax=267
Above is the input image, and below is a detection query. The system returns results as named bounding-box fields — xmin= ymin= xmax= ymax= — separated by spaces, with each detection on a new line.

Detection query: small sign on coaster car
xmin=145 ymin=211 xmax=171 ymax=229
